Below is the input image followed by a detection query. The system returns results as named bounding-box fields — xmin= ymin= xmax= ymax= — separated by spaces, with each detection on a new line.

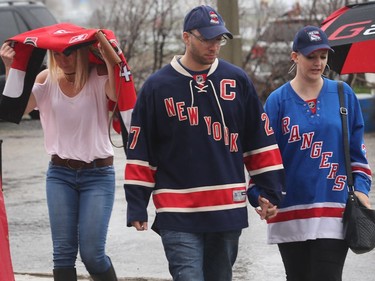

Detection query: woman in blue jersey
xmin=262 ymin=26 xmax=372 ymax=280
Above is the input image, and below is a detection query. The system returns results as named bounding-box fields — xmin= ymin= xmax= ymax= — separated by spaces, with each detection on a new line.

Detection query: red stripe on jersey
xmin=267 ymin=207 xmax=344 ymax=223
xmin=153 ymin=186 xmax=246 ymax=209
xmin=244 ymin=147 xmax=283 ymax=172
xmin=125 ymin=163 xmax=156 ymax=184
xmin=352 ymin=165 xmax=372 ymax=178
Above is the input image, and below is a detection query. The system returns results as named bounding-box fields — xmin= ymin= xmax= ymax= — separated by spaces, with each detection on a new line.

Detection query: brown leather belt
xmin=51 ymin=155 xmax=113 ymax=170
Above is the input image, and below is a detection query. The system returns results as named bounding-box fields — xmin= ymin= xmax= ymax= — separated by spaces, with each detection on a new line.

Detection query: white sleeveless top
xmin=32 ymin=68 xmax=114 ymax=162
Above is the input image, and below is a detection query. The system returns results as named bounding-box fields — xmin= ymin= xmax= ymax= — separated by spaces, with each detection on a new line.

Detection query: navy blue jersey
xmin=124 ymin=56 xmax=284 ymax=233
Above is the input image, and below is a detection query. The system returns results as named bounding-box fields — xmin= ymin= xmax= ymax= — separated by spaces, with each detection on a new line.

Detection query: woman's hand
xmin=0 ymin=42 xmax=15 ymax=67
xmin=96 ymin=32 xmax=120 ymax=67
xmin=355 ymin=191 xmax=372 ymax=209
xmin=96 ymin=38 xmax=118 ymax=102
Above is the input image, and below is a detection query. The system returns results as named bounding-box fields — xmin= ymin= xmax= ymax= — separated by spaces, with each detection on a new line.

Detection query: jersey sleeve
xmin=346 ymin=83 xmax=372 ymax=195
xmin=244 ymin=81 xmax=285 ymax=207
xmin=123 ymin=81 xmax=156 ymax=226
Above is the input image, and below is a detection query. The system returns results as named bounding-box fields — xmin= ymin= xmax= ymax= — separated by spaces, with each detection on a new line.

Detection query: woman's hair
xmin=47 ymin=46 xmax=90 ymax=91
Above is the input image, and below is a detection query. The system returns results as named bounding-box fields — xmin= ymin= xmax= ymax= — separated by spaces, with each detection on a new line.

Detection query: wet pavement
xmin=1 ymin=119 xmax=375 ymax=281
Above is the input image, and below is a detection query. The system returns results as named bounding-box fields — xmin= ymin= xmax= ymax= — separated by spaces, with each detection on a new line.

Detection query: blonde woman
xmin=1 ymin=42 xmax=118 ymax=281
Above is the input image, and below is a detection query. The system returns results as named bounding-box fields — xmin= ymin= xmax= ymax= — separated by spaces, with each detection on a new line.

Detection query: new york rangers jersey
xmin=124 ymin=56 xmax=284 ymax=233
xmin=264 ymin=78 xmax=372 ymax=244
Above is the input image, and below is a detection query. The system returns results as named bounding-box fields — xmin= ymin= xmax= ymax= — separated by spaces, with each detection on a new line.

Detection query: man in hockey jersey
xmin=124 ymin=5 xmax=285 ymax=281
xmin=262 ymin=26 xmax=372 ymax=281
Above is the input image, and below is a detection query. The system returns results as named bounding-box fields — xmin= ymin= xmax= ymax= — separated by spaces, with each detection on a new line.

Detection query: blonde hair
xmin=47 ymin=46 xmax=90 ymax=91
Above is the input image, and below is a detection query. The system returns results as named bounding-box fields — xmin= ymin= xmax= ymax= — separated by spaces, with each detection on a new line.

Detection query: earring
xmin=288 ymin=62 xmax=296 ymax=74
xmin=322 ymin=64 xmax=331 ymax=77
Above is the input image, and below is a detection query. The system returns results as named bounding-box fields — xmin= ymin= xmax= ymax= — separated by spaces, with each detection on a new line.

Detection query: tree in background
xmin=243 ymin=0 xmax=370 ymax=101
xmin=44 ymin=0 xmax=370 ymax=97
xmin=88 ymin=0 xmax=216 ymax=90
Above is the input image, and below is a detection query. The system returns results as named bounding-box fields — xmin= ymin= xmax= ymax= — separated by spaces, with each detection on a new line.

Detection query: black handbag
xmin=338 ymin=81 xmax=375 ymax=254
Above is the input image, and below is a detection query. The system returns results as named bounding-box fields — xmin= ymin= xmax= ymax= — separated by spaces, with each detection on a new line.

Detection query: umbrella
xmin=321 ymin=1 xmax=375 ymax=74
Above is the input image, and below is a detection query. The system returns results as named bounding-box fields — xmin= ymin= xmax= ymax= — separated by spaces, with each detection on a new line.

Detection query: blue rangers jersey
xmin=263 ymin=78 xmax=372 ymax=244
xmin=124 ymin=56 xmax=284 ymax=233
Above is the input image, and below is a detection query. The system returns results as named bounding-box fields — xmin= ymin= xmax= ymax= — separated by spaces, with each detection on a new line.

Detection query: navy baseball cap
xmin=292 ymin=26 xmax=333 ymax=56
xmin=183 ymin=5 xmax=233 ymax=40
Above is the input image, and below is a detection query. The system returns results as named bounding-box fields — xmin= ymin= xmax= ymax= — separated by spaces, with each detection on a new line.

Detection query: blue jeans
xmin=46 ymin=163 xmax=115 ymax=274
xmin=160 ymin=229 xmax=242 ymax=281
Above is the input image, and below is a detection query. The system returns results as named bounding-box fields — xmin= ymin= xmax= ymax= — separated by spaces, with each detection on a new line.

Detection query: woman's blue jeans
xmin=160 ymin=229 xmax=242 ymax=281
xmin=46 ymin=163 xmax=115 ymax=274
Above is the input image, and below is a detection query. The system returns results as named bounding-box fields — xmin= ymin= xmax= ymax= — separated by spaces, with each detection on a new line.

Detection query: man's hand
xmin=255 ymin=196 xmax=278 ymax=220
xmin=131 ymin=221 xmax=148 ymax=231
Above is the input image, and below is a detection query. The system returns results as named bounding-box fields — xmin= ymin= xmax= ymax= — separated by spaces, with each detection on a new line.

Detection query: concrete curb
xmin=14 ymin=272 xmax=170 ymax=281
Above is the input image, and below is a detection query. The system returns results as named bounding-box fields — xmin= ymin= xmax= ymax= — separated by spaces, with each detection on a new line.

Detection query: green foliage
xmin=354 ymin=86 xmax=372 ymax=94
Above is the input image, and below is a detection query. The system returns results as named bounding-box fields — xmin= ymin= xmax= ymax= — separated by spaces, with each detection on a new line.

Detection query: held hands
xmin=0 ymin=42 xmax=15 ymax=67
xmin=131 ymin=221 xmax=148 ymax=231
xmin=255 ymin=196 xmax=278 ymax=220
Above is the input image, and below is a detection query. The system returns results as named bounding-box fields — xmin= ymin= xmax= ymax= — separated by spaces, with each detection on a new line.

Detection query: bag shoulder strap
xmin=337 ymin=81 xmax=354 ymax=190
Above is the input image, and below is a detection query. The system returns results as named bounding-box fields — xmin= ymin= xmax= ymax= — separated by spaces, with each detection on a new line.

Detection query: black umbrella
xmin=321 ymin=1 xmax=375 ymax=74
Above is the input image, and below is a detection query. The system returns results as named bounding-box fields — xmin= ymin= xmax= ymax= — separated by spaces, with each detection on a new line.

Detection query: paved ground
xmin=1 ymin=119 xmax=375 ymax=281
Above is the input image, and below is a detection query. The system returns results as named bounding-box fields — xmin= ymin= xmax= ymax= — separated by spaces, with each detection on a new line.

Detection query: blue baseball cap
xmin=183 ymin=5 xmax=233 ymax=40
xmin=292 ymin=26 xmax=333 ymax=56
